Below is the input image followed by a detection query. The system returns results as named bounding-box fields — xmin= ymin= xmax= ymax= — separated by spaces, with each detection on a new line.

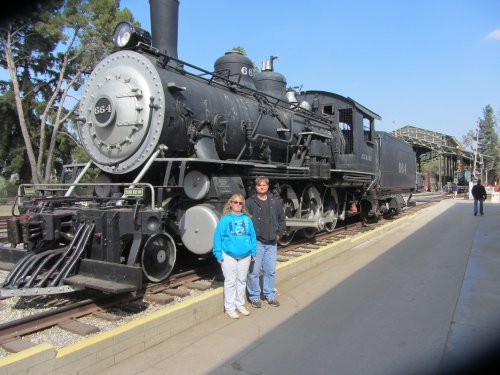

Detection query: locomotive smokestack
xmin=149 ymin=0 xmax=179 ymax=58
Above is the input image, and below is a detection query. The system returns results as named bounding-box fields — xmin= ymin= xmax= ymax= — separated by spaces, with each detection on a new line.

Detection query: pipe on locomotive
xmin=150 ymin=0 xmax=179 ymax=58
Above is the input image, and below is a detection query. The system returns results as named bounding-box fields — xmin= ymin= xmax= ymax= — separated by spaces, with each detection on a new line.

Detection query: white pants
xmin=221 ymin=253 xmax=251 ymax=312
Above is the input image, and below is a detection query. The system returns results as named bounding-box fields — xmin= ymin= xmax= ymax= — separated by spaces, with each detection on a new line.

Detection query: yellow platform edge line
xmin=276 ymin=236 xmax=352 ymax=269
xmin=350 ymin=213 xmax=417 ymax=242
xmin=57 ymin=287 xmax=223 ymax=357
xmin=0 ymin=343 xmax=54 ymax=366
xmin=278 ymin=213 xmax=417 ymax=268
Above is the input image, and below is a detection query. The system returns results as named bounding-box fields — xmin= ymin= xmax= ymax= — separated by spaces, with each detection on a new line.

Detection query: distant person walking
xmin=246 ymin=176 xmax=286 ymax=308
xmin=213 ymin=194 xmax=256 ymax=319
xmin=471 ymin=180 xmax=487 ymax=216
xmin=451 ymin=182 xmax=458 ymax=199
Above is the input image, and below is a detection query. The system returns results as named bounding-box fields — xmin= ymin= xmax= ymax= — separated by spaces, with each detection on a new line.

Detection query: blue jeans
xmin=474 ymin=199 xmax=484 ymax=215
xmin=247 ymin=241 xmax=277 ymax=301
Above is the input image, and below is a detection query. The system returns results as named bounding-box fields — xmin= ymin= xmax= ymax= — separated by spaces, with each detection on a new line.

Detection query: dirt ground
xmin=0 ymin=205 xmax=12 ymax=216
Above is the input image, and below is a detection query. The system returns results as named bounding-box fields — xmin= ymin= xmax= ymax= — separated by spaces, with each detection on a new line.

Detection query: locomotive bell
xmin=286 ymin=89 xmax=298 ymax=105
xmin=214 ymin=50 xmax=256 ymax=89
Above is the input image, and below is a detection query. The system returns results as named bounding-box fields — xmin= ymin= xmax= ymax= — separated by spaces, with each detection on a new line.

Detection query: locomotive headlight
xmin=113 ymin=22 xmax=152 ymax=49
xmin=113 ymin=23 xmax=132 ymax=47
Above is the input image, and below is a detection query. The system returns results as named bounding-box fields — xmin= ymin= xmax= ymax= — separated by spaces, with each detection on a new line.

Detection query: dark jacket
xmin=471 ymin=184 xmax=487 ymax=200
xmin=246 ymin=193 xmax=286 ymax=244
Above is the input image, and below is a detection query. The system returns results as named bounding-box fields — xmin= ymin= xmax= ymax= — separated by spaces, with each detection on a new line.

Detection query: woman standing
xmin=213 ymin=194 xmax=256 ymax=319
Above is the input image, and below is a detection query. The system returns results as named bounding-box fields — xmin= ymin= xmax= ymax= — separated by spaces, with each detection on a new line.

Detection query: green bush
xmin=0 ymin=176 xmax=18 ymax=204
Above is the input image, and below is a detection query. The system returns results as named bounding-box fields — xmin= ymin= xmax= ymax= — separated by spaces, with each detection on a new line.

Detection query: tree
xmin=476 ymin=105 xmax=498 ymax=184
xmin=420 ymin=159 xmax=440 ymax=175
xmin=462 ymin=129 xmax=476 ymax=152
xmin=0 ymin=90 xmax=29 ymax=180
xmin=231 ymin=45 xmax=260 ymax=73
xmin=496 ymin=141 xmax=500 ymax=184
xmin=0 ymin=0 xmax=135 ymax=183
xmin=0 ymin=0 xmax=63 ymax=182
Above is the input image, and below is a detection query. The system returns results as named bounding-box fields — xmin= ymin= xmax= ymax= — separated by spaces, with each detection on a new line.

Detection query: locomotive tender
xmin=0 ymin=0 xmax=416 ymax=296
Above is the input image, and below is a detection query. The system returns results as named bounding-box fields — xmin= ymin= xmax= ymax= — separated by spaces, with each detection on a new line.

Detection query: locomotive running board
xmin=64 ymin=259 xmax=143 ymax=294
xmin=64 ymin=275 xmax=139 ymax=294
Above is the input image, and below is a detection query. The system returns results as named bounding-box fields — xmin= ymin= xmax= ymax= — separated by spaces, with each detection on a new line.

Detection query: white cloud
xmin=486 ymin=29 xmax=500 ymax=40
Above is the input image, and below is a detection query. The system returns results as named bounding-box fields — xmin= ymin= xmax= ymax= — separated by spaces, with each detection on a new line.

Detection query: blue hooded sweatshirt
xmin=212 ymin=212 xmax=257 ymax=262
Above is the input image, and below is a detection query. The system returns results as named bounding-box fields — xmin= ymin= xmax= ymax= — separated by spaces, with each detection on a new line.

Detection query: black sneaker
xmin=250 ymin=299 xmax=262 ymax=308
xmin=266 ymin=298 xmax=280 ymax=307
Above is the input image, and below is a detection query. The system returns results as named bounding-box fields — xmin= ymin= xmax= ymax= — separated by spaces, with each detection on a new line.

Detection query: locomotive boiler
xmin=0 ymin=0 xmax=416 ymax=296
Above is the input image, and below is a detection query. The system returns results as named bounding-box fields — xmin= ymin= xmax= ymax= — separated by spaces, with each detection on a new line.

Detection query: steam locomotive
xmin=0 ymin=0 xmax=416 ymax=296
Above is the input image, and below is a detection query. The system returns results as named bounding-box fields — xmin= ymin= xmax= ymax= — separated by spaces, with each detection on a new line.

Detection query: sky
xmin=119 ymin=0 xmax=500 ymax=143
xmin=1 ymin=1 xmax=498 ymax=143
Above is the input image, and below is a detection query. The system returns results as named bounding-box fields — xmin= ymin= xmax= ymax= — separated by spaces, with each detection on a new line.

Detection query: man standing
xmin=471 ymin=179 xmax=487 ymax=216
xmin=246 ymin=176 xmax=286 ymax=307
xmin=451 ymin=182 xmax=458 ymax=199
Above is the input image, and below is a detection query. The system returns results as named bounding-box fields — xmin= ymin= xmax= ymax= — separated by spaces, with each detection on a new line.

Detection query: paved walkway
xmin=97 ymin=199 xmax=500 ymax=375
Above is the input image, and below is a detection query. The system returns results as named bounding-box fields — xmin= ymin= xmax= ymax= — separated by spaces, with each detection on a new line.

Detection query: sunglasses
xmin=231 ymin=201 xmax=244 ymax=206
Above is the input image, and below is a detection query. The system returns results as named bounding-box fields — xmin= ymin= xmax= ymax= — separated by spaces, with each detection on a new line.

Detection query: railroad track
xmin=0 ymin=267 xmax=218 ymax=346
xmin=0 ymin=201 xmax=435 ymax=355
xmin=0 ymin=216 xmax=10 ymax=240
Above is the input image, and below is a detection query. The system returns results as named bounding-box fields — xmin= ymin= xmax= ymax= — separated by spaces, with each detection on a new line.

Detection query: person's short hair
xmin=255 ymin=176 xmax=269 ymax=186
xmin=477 ymin=179 xmax=481 ymax=184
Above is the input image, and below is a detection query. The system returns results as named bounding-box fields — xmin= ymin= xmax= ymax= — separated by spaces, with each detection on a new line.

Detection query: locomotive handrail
xmin=152 ymin=51 xmax=333 ymax=128
xmin=153 ymin=157 xmax=283 ymax=167
xmin=121 ymin=147 xmax=165 ymax=195
xmin=16 ymin=183 xmax=157 ymax=210
xmin=65 ymin=161 xmax=93 ymax=197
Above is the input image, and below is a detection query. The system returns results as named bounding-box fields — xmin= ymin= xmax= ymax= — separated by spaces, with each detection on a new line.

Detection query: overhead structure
xmin=392 ymin=126 xmax=474 ymax=187
xmin=394 ymin=126 xmax=473 ymax=161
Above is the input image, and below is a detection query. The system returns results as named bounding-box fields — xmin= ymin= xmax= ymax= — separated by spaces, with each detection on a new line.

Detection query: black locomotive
xmin=0 ymin=0 xmax=416 ymax=296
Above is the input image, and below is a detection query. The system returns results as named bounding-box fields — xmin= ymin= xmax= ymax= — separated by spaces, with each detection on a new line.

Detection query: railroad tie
xmin=185 ymin=281 xmax=212 ymax=291
xmin=58 ymin=320 xmax=100 ymax=336
xmin=144 ymin=294 xmax=175 ymax=305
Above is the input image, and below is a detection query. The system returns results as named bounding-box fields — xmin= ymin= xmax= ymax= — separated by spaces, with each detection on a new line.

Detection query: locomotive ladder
xmin=0 ymin=222 xmax=95 ymax=297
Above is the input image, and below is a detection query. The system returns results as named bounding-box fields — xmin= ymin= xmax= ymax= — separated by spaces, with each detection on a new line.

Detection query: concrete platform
xmin=1 ymin=199 xmax=499 ymax=374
